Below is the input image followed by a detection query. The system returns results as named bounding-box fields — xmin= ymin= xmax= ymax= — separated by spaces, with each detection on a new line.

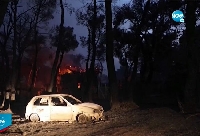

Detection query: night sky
xmin=49 ymin=0 xmax=130 ymax=74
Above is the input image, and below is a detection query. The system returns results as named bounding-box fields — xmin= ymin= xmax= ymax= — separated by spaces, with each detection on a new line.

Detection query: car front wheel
xmin=76 ymin=114 xmax=88 ymax=123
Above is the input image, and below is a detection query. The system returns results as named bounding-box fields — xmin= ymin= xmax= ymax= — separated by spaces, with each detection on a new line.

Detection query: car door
xmin=50 ymin=96 xmax=73 ymax=121
xmin=32 ymin=96 xmax=50 ymax=121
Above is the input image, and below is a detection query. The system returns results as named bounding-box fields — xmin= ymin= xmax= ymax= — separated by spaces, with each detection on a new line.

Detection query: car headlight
xmin=93 ymin=109 xmax=102 ymax=113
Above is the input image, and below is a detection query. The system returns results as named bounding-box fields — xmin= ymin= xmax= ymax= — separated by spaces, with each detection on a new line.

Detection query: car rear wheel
xmin=29 ymin=113 xmax=40 ymax=122
xmin=77 ymin=114 xmax=88 ymax=123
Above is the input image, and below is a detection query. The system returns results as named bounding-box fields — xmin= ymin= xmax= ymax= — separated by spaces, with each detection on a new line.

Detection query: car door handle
xmin=37 ymin=109 xmax=44 ymax=112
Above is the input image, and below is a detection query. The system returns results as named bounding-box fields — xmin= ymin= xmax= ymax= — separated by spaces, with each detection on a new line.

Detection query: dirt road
xmin=1 ymin=107 xmax=200 ymax=136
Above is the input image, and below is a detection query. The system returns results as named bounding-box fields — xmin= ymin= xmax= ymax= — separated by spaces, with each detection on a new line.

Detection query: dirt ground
xmin=1 ymin=105 xmax=200 ymax=136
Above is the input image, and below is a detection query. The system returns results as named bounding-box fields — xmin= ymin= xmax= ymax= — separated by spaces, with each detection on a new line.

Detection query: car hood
xmin=76 ymin=102 xmax=103 ymax=110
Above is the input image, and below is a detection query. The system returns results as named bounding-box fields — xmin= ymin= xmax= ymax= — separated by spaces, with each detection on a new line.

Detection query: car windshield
xmin=63 ymin=96 xmax=82 ymax=105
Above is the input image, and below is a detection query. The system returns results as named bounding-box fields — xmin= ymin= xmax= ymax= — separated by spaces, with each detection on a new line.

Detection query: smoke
xmin=61 ymin=53 xmax=84 ymax=68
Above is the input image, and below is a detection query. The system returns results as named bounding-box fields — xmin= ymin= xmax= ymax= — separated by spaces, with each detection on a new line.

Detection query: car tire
xmin=77 ymin=114 xmax=88 ymax=123
xmin=29 ymin=113 xmax=40 ymax=122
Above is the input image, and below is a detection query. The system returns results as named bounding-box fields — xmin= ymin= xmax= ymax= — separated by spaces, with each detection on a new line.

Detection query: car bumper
xmin=25 ymin=113 xmax=29 ymax=120
xmin=90 ymin=113 xmax=104 ymax=121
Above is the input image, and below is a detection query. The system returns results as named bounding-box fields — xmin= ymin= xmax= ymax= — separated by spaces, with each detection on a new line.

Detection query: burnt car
xmin=25 ymin=94 xmax=104 ymax=123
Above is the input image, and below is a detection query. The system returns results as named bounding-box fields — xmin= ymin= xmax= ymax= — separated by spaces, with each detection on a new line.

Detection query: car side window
xmin=34 ymin=97 xmax=49 ymax=106
xmin=51 ymin=97 xmax=67 ymax=106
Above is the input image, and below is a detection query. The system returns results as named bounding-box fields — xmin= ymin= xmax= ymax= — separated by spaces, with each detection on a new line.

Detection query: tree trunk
xmin=15 ymin=53 xmax=22 ymax=89
xmin=130 ymin=52 xmax=139 ymax=103
xmin=122 ymin=61 xmax=129 ymax=100
xmin=0 ymin=55 xmax=5 ymax=108
xmin=15 ymin=52 xmax=23 ymax=103
xmin=86 ymin=28 xmax=91 ymax=73
xmin=86 ymin=0 xmax=97 ymax=102
xmin=29 ymin=42 xmax=39 ymax=94
xmin=4 ymin=0 xmax=19 ymax=112
xmin=48 ymin=49 xmax=61 ymax=93
xmin=129 ymin=0 xmax=151 ymax=104
xmin=183 ymin=1 xmax=198 ymax=113
xmin=105 ymin=0 xmax=119 ymax=109
xmin=10 ymin=0 xmax=19 ymax=102
xmin=57 ymin=52 xmax=65 ymax=74
xmin=0 ymin=14 xmax=12 ymax=98
xmin=0 ymin=45 xmax=10 ymax=108
xmin=1 ymin=45 xmax=10 ymax=88
xmin=0 ymin=0 xmax=9 ymax=27
xmin=28 ymin=1 xmax=42 ymax=97
xmin=48 ymin=0 xmax=64 ymax=93
xmin=84 ymin=29 xmax=91 ymax=101
xmin=55 ymin=51 xmax=65 ymax=92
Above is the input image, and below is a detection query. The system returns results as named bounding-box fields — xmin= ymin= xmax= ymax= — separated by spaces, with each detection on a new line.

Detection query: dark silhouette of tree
xmin=15 ymin=13 xmax=36 ymax=89
xmin=113 ymin=0 xmax=151 ymax=103
xmin=7 ymin=0 xmax=19 ymax=111
xmin=0 ymin=0 xmax=9 ymax=27
xmin=105 ymin=0 xmax=119 ymax=109
xmin=48 ymin=0 xmax=64 ymax=93
xmin=87 ymin=0 xmax=97 ymax=102
xmin=113 ymin=0 xmax=182 ymax=106
xmin=0 ymin=8 xmax=13 ymax=93
xmin=50 ymin=26 xmax=78 ymax=93
xmin=28 ymin=0 xmax=56 ymax=96
xmin=76 ymin=1 xmax=105 ymax=101
xmin=48 ymin=0 xmax=78 ymax=93
xmin=183 ymin=0 xmax=198 ymax=113
xmin=0 ymin=0 xmax=56 ymax=111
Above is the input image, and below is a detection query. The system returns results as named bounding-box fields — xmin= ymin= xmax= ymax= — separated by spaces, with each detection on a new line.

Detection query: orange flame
xmin=59 ymin=68 xmax=72 ymax=75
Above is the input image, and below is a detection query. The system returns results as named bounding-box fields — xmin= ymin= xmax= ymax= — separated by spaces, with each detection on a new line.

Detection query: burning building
xmin=56 ymin=65 xmax=102 ymax=100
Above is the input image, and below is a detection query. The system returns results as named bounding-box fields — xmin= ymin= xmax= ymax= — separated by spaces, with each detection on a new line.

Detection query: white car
xmin=25 ymin=94 xmax=104 ymax=123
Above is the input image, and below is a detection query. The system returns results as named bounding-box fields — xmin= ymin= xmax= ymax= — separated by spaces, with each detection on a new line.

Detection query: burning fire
xmin=59 ymin=68 xmax=72 ymax=75
xmin=56 ymin=65 xmax=102 ymax=92
xmin=58 ymin=65 xmax=84 ymax=75
xmin=58 ymin=65 xmax=101 ymax=76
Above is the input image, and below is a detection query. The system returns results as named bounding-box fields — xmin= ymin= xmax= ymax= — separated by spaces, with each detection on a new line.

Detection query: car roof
xmin=30 ymin=93 xmax=82 ymax=103
xmin=33 ymin=94 xmax=72 ymax=98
